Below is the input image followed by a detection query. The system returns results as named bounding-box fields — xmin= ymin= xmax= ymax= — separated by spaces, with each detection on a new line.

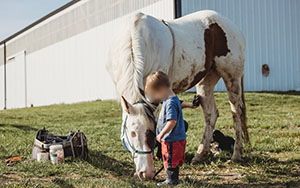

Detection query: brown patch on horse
xmin=240 ymin=76 xmax=249 ymax=143
xmin=187 ymin=23 xmax=230 ymax=90
xmin=145 ymin=130 xmax=155 ymax=149
xmin=189 ymin=70 xmax=208 ymax=89
xmin=209 ymin=23 xmax=230 ymax=57
xmin=204 ymin=25 xmax=214 ymax=71
xmin=174 ymin=77 xmax=189 ymax=93
xmin=204 ymin=23 xmax=230 ymax=69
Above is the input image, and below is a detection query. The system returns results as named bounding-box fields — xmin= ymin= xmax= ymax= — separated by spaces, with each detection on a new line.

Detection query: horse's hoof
xmin=231 ymin=156 xmax=243 ymax=163
xmin=191 ymin=153 xmax=207 ymax=165
xmin=191 ymin=157 xmax=199 ymax=165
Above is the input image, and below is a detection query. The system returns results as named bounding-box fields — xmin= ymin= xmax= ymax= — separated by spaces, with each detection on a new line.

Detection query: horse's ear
xmin=139 ymin=88 xmax=145 ymax=97
xmin=121 ymin=96 xmax=133 ymax=114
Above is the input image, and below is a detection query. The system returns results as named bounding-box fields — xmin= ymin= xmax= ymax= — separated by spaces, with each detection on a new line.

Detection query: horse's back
xmin=168 ymin=10 xmax=246 ymax=91
xmin=173 ymin=10 xmax=245 ymax=52
xmin=193 ymin=10 xmax=246 ymax=77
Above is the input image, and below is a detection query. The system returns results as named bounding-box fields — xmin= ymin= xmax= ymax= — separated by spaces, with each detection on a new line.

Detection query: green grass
xmin=0 ymin=92 xmax=299 ymax=187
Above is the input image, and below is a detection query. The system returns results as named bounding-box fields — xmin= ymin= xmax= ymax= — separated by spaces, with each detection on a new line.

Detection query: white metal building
xmin=0 ymin=0 xmax=299 ymax=109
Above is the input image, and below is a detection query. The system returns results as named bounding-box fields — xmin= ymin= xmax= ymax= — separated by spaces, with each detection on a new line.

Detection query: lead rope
xmin=161 ymin=19 xmax=176 ymax=88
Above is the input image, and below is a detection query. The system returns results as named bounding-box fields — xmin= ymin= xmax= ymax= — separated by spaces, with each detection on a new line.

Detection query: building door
xmin=6 ymin=51 xmax=27 ymax=109
xmin=0 ymin=61 xmax=4 ymax=110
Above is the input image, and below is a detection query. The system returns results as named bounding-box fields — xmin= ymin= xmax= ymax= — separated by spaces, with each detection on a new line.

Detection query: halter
xmin=121 ymin=100 xmax=156 ymax=161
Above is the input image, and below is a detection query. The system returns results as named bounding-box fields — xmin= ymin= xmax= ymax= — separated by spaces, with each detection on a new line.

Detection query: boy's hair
xmin=145 ymin=71 xmax=170 ymax=93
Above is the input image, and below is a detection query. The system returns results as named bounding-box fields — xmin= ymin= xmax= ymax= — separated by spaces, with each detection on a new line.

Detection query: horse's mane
xmin=107 ymin=12 xmax=157 ymax=124
xmin=116 ymin=13 xmax=146 ymax=104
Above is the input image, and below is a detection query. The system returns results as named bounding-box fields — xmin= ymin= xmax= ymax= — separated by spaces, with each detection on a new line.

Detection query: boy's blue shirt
xmin=157 ymin=95 xmax=186 ymax=142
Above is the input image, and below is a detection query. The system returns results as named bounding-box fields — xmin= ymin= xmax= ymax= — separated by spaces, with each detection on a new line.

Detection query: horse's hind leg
xmin=223 ymin=76 xmax=245 ymax=162
xmin=191 ymin=69 xmax=220 ymax=165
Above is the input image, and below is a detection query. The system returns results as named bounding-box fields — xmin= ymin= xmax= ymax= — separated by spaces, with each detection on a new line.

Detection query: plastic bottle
xmin=50 ymin=145 xmax=64 ymax=164
xmin=50 ymin=153 xmax=58 ymax=164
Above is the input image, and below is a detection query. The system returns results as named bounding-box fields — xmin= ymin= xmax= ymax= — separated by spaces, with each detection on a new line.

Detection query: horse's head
xmin=120 ymin=96 xmax=157 ymax=180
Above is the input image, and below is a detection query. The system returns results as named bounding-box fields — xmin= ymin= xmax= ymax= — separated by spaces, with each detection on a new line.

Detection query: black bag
xmin=32 ymin=128 xmax=88 ymax=160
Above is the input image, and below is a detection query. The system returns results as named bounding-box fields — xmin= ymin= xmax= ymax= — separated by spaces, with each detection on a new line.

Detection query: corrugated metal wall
xmin=0 ymin=44 xmax=4 ymax=109
xmin=2 ymin=0 xmax=163 ymax=64
xmin=182 ymin=0 xmax=300 ymax=91
xmin=1 ymin=0 xmax=174 ymax=109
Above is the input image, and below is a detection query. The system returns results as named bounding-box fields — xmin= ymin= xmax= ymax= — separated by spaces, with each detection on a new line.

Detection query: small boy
xmin=145 ymin=71 xmax=190 ymax=186
xmin=155 ymin=96 xmax=201 ymax=160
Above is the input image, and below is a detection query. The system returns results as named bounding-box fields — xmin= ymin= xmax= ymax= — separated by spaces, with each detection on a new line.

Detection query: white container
xmin=50 ymin=145 xmax=64 ymax=164
xmin=37 ymin=150 xmax=49 ymax=162
xmin=50 ymin=153 xmax=58 ymax=164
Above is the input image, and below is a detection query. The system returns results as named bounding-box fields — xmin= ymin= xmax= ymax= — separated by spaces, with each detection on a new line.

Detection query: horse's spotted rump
xmin=145 ymin=129 xmax=155 ymax=149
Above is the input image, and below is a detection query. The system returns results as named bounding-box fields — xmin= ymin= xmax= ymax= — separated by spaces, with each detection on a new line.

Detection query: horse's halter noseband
xmin=121 ymin=100 xmax=156 ymax=160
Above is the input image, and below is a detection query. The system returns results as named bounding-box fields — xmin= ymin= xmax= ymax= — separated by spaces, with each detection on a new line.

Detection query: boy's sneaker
xmin=157 ymin=179 xmax=178 ymax=186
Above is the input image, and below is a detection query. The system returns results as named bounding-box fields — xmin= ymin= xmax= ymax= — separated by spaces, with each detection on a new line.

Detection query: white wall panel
xmin=25 ymin=0 xmax=174 ymax=107
xmin=182 ymin=0 xmax=300 ymax=91
xmin=140 ymin=0 xmax=174 ymax=19
xmin=6 ymin=51 xmax=26 ymax=109
xmin=0 ymin=65 xmax=4 ymax=109
xmin=0 ymin=45 xmax=4 ymax=109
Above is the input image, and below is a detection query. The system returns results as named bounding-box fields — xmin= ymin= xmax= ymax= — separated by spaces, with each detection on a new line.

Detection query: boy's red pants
xmin=161 ymin=139 xmax=186 ymax=169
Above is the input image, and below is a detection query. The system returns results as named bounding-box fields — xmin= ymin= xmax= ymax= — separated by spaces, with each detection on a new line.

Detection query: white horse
xmin=106 ymin=10 xmax=249 ymax=180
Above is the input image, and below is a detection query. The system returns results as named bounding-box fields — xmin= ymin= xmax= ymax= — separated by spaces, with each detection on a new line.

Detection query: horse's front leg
xmin=191 ymin=70 xmax=220 ymax=165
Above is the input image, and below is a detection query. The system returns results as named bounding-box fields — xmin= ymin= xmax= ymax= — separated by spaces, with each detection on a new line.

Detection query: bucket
xmin=37 ymin=150 xmax=49 ymax=162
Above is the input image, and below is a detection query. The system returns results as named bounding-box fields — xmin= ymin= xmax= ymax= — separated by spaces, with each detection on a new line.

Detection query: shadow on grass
xmin=52 ymin=178 xmax=75 ymax=188
xmin=182 ymin=176 xmax=300 ymax=188
xmin=255 ymin=91 xmax=300 ymax=96
xmin=87 ymin=149 xmax=134 ymax=177
xmin=185 ymin=152 xmax=195 ymax=164
xmin=0 ymin=123 xmax=38 ymax=132
xmin=186 ymin=151 xmax=299 ymax=165
xmin=241 ymin=155 xmax=300 ymax=177
xmin=185 ymin=151 xmax=300 ymax=180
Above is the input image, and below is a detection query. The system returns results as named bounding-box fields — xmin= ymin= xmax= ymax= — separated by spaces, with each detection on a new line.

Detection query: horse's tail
xmin=241 ymin=76 xmax=250 ymax=144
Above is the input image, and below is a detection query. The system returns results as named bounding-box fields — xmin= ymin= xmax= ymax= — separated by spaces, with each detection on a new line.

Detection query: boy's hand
xmin=156 ymin=133 xmax=163 ymax=143
xmin=157 ymin=120 xmax=176 ymax=143
xmin=192 ymin=95 xmax=201 ymax=107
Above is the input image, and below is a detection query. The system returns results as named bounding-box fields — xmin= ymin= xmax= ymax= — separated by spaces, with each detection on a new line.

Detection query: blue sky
xmin=0 ymin=0 xmax=71 ymax=41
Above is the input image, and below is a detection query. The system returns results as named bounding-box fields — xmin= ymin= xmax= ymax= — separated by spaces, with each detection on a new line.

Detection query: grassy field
xmin=0 ymin=92 xmax=299 ymax=187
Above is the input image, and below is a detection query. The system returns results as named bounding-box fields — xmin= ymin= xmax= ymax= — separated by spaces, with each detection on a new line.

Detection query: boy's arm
xmin=180 ymin=95 xmax=201 ymax=109
xmin=156 ymin=120 xmax=177 ymax=143
xmin=181 ymin=101 xmax=195 ymax=109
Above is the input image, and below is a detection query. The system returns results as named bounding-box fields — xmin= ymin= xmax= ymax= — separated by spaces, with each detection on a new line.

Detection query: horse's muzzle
xmin=137 ymin=170 xmax=155 ymax=180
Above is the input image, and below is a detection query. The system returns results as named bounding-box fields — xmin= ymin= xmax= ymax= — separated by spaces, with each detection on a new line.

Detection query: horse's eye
xmin=131 ymin=131 xmax=136 ymax=137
